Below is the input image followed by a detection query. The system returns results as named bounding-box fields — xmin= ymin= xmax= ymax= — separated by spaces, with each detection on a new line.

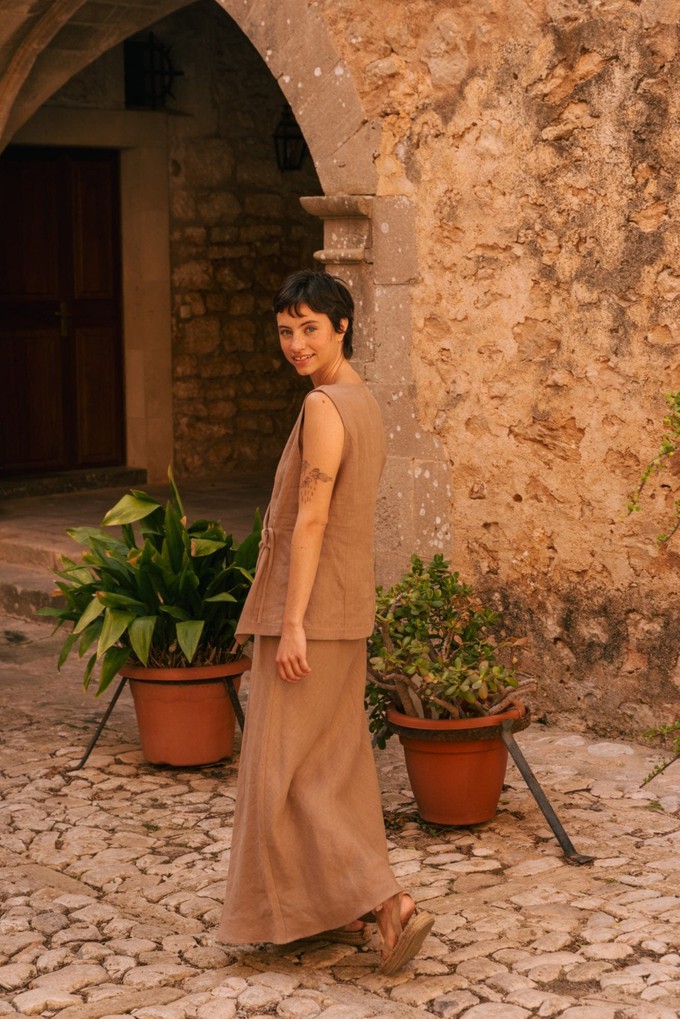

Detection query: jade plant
xmin=41 ymin=469 xmax=261 ymax=695
xmin=365 ymin=554 xmax=533 ymax=746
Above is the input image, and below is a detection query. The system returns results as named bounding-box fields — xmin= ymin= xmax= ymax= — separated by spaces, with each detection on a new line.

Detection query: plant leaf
xmin=159 ymin=604 xmax=189 ymax=621
xmin=82 ymin=652 xmax=97 ymax=691
xmin=57 ymin=631 xmax=79 ymax=670
xmin=163 ymin=499 xmax=188 ymax=574
xmin=97 ymin=645 xmax=131 ymax=695
xmin=191 ymin=537 xmax=226 ymax=557
xmin=96 ymin=592 xmax=148 ymax=614
xmin=78 ymin=621 xmax=102 ymax=657
xmin=128 ymin=616 xmax=157 ymax=666
xmin=97 ymin=608 xmax=135 ymax=658
xmin=102 ymin=493 xmax=162 ymax=527
xmin=168 ymin=463 xmax=185 ymax=519
xmin=73 ymin=597 xmax=105 ymax=635
xmin=176 ymin=620 xmax=204 ymax=663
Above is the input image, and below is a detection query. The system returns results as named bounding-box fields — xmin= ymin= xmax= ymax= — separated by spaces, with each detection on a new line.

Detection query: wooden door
xmin=0 ymin=147 xmax=124 ymax=473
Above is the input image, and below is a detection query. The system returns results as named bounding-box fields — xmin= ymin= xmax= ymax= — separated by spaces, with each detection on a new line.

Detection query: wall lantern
xmin=273 ymin=104 xmax=307 ymax=171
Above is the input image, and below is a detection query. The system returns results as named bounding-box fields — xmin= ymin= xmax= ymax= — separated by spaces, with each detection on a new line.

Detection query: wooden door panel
xmin=0 ymin=146 xmax=124 ymax=474
xmin=71 ymin=159 xmax=116 ymax=300
xmin=74 ymin=327 xmax=123 ymax=465
xmin=0 ymin=328 xmax=65 ymax=470
xmin=0 ymin=158 xmax=60 ymax=301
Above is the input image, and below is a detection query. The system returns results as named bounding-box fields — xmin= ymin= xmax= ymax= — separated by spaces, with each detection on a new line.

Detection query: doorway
xmin=0 ymin=146 xmax=124 ymax=474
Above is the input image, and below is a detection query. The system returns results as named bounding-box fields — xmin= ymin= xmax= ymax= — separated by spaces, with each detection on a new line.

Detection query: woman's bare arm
xmin=276 ymin=391 xmax=344 ymax=682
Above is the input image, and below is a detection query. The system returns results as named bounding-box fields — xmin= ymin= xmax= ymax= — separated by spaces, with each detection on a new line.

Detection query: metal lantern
xmin=273 ymin=104 xmax=307 ymax=171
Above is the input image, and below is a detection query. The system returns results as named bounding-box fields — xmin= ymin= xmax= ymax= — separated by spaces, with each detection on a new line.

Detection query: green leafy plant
xmin=41 ymin=468 xmax=261 ymax=695
xmin=627 ymin=391 xmax=680 ymax=783
xmin=627 ymin=390 xmax=680 ymax=544
xmin=642 ymin=722 xmax=680 ymax=786
xmin=365 ymin=554 xmax=533 ymax=746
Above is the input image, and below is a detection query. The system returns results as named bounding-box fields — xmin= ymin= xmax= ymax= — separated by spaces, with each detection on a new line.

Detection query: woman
xmin=218 ymin=270 xmax=433 ymax=973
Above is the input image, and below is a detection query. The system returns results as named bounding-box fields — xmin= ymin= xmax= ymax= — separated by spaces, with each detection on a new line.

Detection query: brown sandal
xmin=377 ymin=895 xmax=434 ymax=974
xmin=298 ymin=922 xmax=371 ymax=947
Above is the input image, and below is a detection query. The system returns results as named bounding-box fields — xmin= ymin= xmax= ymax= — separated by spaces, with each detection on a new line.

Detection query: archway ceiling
xmin=0 ymin=0 xmax=191 ymax=146
xmin=0 ymin=0 xmax=378 ymax=194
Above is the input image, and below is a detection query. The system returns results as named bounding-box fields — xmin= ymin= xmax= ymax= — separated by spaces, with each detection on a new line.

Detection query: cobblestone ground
xmin=1 ymin=619 xmax=679 ymax=1019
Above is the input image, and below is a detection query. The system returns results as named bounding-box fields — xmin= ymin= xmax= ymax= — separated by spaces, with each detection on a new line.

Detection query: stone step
xmin=0 ymin=561 xmax=59 ymax=623
xmin=0 ymin=535 xmax=63 ymax=572
xmin=0 ymin=470 xmax=148 ymax=622
xmin=0 ymin=466 xmax=146 ymax=500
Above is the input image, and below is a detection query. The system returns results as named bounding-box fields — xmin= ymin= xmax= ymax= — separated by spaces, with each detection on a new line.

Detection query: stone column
xmin=301 ymin=194 xmax=452 ymax=585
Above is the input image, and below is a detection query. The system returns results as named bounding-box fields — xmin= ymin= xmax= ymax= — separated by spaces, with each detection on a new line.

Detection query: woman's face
xmin=277 ymin=304 xmax=347 ymax=385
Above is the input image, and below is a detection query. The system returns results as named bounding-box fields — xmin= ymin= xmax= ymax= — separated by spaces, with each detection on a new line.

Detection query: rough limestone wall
xmin=164 ymin=2 xmax=322 ymax=477
xmin=319 ymin=0 xmax=680 ymax=734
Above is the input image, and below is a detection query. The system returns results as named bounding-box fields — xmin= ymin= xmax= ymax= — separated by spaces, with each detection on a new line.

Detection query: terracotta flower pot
xmin=121 ymin=659 xmax=251 ymax=767
xmin=387 ymin=703 xmax=528 ymax=826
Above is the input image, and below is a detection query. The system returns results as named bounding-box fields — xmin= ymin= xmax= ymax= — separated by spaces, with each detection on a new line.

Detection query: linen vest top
xmin=236 ymin=382 xmax=386 ymax=640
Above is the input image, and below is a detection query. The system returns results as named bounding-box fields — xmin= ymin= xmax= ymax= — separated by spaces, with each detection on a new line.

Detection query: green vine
xmin=628 ymin=391 xmax=680 ymax=784
xmin=627 ymin=390 xmax=680 ymax=545
xmin=642 ymin=721 xmax=680 ymax=786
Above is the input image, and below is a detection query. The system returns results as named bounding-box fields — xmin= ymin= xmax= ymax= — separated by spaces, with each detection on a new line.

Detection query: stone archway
xmin=0 ymin=0 xmax=451 ymax=580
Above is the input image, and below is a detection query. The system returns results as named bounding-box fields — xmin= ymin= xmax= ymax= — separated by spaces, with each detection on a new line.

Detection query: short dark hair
xmin=273 ymin=269 xmax=354 ymax=358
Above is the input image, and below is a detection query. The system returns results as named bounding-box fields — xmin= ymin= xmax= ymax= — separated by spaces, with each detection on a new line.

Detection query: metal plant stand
xmin=500 ymin=719 xmax=593 ymax=865
xmin=72 ymin=674 xmax=245 ymax=771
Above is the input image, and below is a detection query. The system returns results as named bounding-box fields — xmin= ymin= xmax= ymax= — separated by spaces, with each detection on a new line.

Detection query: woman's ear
xmin=337 ymin=317 xmax=349 ymax=337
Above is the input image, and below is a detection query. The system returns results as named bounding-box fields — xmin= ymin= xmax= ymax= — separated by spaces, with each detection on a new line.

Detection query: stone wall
xmin=317 ymin=0 xmax=680 ymax=734
xmin=162 ymin=2 xmax=323 ymax=477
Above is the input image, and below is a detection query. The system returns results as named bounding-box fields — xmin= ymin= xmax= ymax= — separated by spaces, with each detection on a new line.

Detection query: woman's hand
xmin=276 ymin=623 xmax=311 ymax=683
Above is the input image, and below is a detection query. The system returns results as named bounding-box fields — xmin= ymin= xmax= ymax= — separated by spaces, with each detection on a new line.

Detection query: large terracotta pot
xmin=387 ymin=703 xmax=529 ymax=826
xmin=121 ymin=659 xmax=251 ymax=767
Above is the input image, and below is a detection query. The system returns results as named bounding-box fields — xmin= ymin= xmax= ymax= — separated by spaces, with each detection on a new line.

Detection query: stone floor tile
xmin=456 ymin=1004 xmax=530 ymax=1017
xmin=275 ymin=997 xmax=322 ymax=1018
xmin=31 ymin=960 xmax=109 ymax=991
xmin=509 ymin=988 xmax=576 ymax=1015
xmin=557 ymin=1006 xmax=622 ymax=1019
xmin=133 ymin=1006 xmax=186 ymax=1019
xmin=122 ymin=963 xmax=197 ymax=988
xmin=389 ymin=976 xmax=468 ymax=1006
xmin=628 ymin=1002 xmax=680 ymax=1018
xmin=237 ymin=983 xmax=282 ymax=1008
xmin=430 ymin=991 xmax=480 ymax=1018
xmin=483 ymin=973 xmax=534 ymax=994
xmin=316 ymin=1007 xmax=376 ymax=1019
xmin=0 ymin=962 xmax=36 ymax=990
xmin=455 ymin=959 xmax=506 ymax=981
xmin=11 ymin=988 xmax=81 ymax=1014
xmin=564 ymin=960 xmax=614 ymax=982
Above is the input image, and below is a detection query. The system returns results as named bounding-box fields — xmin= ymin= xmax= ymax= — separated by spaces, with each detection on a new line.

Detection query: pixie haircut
xmin=273 ymin=269 xmax=354 ymax=358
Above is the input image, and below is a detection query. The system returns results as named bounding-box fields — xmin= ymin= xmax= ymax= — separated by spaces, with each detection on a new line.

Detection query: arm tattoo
xmin=300 ymin=460 xmax=333 ymax=503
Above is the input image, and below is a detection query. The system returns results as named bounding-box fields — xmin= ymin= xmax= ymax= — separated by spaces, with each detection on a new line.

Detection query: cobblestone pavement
xmin=1 ymin=618 xmax=679 ymax=1019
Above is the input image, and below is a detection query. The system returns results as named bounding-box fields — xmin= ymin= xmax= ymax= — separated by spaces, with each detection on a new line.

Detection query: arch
xmin=0 ymin=0 xmax=378 ymax=196
xmin=215 ymin=0 xmax=378 ymax=196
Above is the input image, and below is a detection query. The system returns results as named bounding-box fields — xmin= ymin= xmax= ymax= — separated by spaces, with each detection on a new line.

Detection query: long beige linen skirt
xmin=218 ymin=635 xmax=401 ymax=944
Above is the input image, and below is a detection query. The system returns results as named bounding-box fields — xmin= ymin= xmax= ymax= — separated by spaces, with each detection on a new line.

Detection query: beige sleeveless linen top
xmin=236 ymin=382 xmax=386 ymax=640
